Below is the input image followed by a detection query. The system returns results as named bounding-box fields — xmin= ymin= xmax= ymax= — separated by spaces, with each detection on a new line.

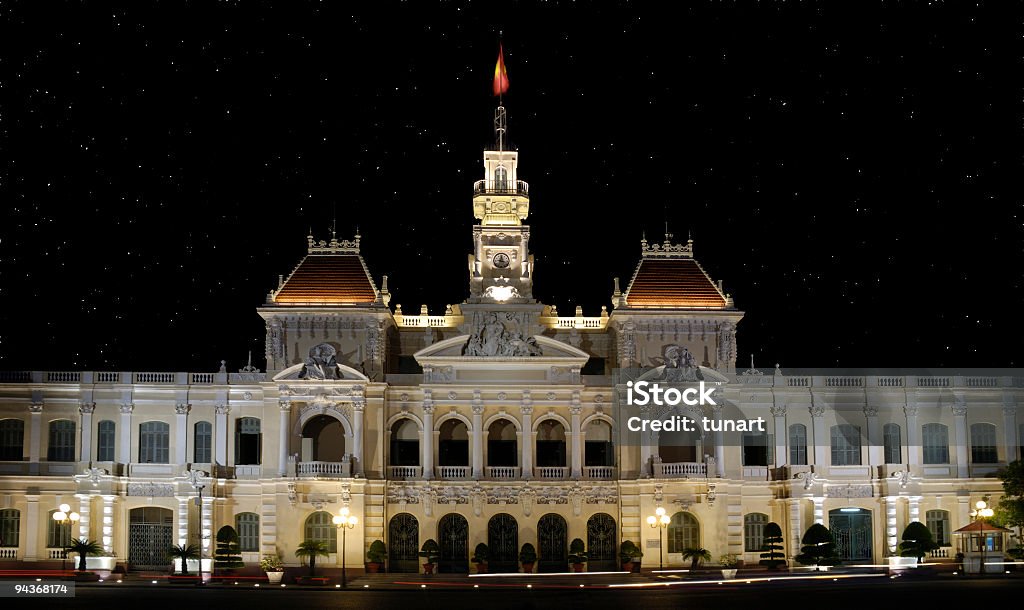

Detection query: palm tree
xmin=295 ymin=539 xmax=330 ymax=577
xmin=682 ymin=547 xmax=712 ymax=572
xmin=67 ymin=538 xmax=102 ymax=572
xmin=168 ymin=544 xmax=201 ymax=576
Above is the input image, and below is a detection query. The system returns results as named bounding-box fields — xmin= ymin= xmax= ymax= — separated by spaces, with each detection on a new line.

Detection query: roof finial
xmin=331 ymin=202 xmax=337 ymax=240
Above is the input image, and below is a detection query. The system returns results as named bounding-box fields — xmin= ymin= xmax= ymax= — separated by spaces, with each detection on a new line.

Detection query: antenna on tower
xmin=331 ymin=202 xmax=337 ymax=240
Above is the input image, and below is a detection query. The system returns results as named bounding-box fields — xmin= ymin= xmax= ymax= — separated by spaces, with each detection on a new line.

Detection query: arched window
xmin=487 ymin=419 xmax=517 ymax=467
xmin=970 ymin=423 xmax=997 ymax=464
xmin=922 ymin=423 xmax=949 ymax=464
xmin=494 ymin=166 xmax=508 ymax=191
xmin=96 ymin=420 xmax=115 ymax=462
xmin=883 ymin=423 xmax=902 ymax=464
xmin=536 ymin=420 xmax=566 ymax=468
xmin=0 ymin=419 xmax=25 ymax=461
xmin=139 ymin=421 xmax=170 ymax=463
xmin=47 ymin=420 xmax=75 ymax=462
xmin=667 ymin=512 xmax=699 ymax=553
xmin=438 ymin=419 xmax=469 ymax=467
xmin=194 ymin=421 xmax=212 ymax=463
xmin=390 ymin=419 xmax=420 ymax=467
xmin=830 ymin=424 xmax=861 ymax=466
xmin=926 ymin=509 xmax=951 ymax=546
xmin=584 ymin=420 xmax=614 ymax=467
xmin=304 ymin=511 xmax=337 ymax=553
xmin=47 ymin=510 xmax=71 ymax=549
xmin=235 ymin=513 xmax=259 ymax=552
xmin=742 ymin=429 xmax=772 ymax=466
xmin=0 ymin=508 xmax=19 ymax=547
xmin=235 ymin=418 xmax=261 ymax=465
xmin=744 ymin=513 xmax=769 ymax=552
xmin=788 ymin=424 xmax=807 ymax=466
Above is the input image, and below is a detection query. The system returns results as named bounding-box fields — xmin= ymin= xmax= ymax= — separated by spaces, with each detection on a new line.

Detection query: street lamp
xmin=646 ymin=506 xmax=671 ymax=570
xmin=332 ymin=507 xmax=358 ymax=588
xmin=969 ymin=499 xmax=995 ymax=574
xmin=52 ymin=503 xmax=80 ymax=575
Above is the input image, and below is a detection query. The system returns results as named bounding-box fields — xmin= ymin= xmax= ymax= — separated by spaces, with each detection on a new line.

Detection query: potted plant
xmin=568 ymin=538 xmax=588 ymax=572
xmin=68 ymin=538 xmax=102 ymax=572
xmin=294 ymin=539 xmax=330 ymax=582
xmin=619 ymin=540 xmax=642 ymax=572
xmin=682 ymin=547 xmax=711 ymax=572
xmin=472 ymin=543 xmax=489 ymax=574
xmin=794 ymin=523 xmax=838 ymax=571
xmin=419 ymin=539 xmax=440 ymax=574
xmin=366 ymin=540 xmax=387 ymax=574
xmin=167 ymin=543 xmax=201 ymax=582
xmin=758 ymin=522 xmax=786 ymax=569
xmin=213 ymin=526 xmax=243 ymax=574
xmin=894 ymin=521 xmax=937 ymax=570
xmin=260 ymin=553 xmax=285 ymax=584
xmin=719 ymin=553 xmax=739 ymax=579
xmin=519 ymin=543 xmax=537 ymax=573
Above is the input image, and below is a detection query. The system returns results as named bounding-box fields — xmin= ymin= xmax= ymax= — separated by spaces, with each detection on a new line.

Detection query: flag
xmin=493 ymin=43 xmax=509 ymax=96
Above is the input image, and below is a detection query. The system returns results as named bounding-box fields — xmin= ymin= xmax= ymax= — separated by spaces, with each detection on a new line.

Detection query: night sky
xmin=1 ymin=3 xmax=1018 ymax=372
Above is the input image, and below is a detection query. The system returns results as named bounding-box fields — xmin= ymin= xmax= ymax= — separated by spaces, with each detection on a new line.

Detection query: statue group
xmin=299 ymin=343 xmax=345 ymax=380
xmin=464 ymin=312 xmax=542 ymax=357
xmin=655 ymin=344 xmax=703 ymax=382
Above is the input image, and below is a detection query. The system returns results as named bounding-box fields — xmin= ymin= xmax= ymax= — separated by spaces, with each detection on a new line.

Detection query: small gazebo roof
xmin=953 ymin=520 xmax=1011 ymax=534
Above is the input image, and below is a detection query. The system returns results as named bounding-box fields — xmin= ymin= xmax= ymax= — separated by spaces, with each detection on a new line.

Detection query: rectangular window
xmin=789 ymin=425 xmax=807 ymax=466
xmin=926 ymin=510 xmax=950 ymax=546
xmin=830 ymin=425 xmax=861 ymax=466
xmin=923 ymin=424 xmax=949 ymax=465
xmin=139 ymin=422 xmax=170 ymax=464
xmin=47 ymin=421 xmax=76 ymax=462
xmin=0 ymin=509 xmax=19 ymax=547
xmin=194 ymin=422 xmax=212 ymax=463
xmin=96 ymin=420 xmax=115 ymax=462
xmin=883 ymin=424 xmax=902 ymax=465
xmin=236 ymin=513 xmax=259 ymax=552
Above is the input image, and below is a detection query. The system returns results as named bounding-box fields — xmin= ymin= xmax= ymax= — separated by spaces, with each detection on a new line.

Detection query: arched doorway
xmin=587 ymin=513 xmax=617 ymax=571
xmin=537 ymin=513 xmax=567 ymax=572
xmin=388 ymin=513 xmax=419 ymax=573
xmin=439 ymin=419 xmax=469 ymax=467
xmin=536 ymin=420 xmax=566 ymax=467
xmin=487 ymin=419 xmax=517 ymax=467
xmin=659 ymin=424 xmax=702 ymax=463
xmin=128 ymin=507 xmax=173 ymax=571
xmin=829 ymin=508 xmax=872 ymax=561
xmin=585 ymin=420 xmax=614 ymax=467
xmin=488 ymin=513 xmax=518 ymax=573
xmin=301 ymin=415 xmax=345 ymax=462
xmin=390 ymin=419 xmax=420 ymax=466
xmin=438 ymin=513 xmax=469 ymax=573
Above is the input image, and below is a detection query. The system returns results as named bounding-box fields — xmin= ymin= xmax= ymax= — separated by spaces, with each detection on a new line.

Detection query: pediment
xmin=413 ymin=334 xmax=590 ymax=365
xmin=272 ymin=362 xmax=369 ymax=382
xmin=637 ymin=365 xmax=730 ymax=384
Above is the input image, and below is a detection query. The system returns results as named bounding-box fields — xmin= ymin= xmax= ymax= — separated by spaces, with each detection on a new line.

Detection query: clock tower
xmin=467 ymin=105 xmax=535 ymax=303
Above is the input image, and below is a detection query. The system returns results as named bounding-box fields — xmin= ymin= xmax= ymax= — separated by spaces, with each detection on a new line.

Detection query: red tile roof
xmin=625 ymin=258 xmax=727 ymax=309
xmin=274 ymin=254 xmax=378 ymax=305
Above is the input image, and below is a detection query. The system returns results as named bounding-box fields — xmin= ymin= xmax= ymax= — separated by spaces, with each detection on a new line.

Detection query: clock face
xmin=492 ymin=253 xmax=510 ymax=269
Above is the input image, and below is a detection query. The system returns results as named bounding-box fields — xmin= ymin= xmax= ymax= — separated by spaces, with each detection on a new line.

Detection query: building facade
xmin=0 ymin=106 xmax=1020 ymax=574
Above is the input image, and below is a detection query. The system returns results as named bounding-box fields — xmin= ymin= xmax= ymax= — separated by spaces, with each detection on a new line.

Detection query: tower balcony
xmin=473 ymin=179 xmax=529 ymax=197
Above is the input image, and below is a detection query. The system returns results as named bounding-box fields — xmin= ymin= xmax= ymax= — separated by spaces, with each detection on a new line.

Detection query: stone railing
xmin=297 ymin=461 xmax=349 ymax=478
xmin=654 ymin=462 xmax=707 ymax=478
xmin=388 ymin=466 xmax=422 ymax=480
xmin=395 ymin=314 xmax=464 ymax=328
xmin=0 ymin=548 xmax=17 ymax=559
xmin=541 ymin=316 xmax=608 ymax=330
xmin=438 ymin=466 xmax=471 ymax=480
xmin=535 ymin=466 xmax=568 ymax=479
xmin=585 ymin=466 xmax=614 ymax=479
xmin=48 ymin=549 xmax=67 ymax=560
xmin=486 ymin=466 xmax=519 ymax=480
xmin=0 ymin=371 xmax=264 ymax=384
xmin=729 ymin=374 xmax=1021 ymax=389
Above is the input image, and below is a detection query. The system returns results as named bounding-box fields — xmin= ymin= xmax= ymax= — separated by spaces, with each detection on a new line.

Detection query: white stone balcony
xmin=654 ymin=461 xmax=706 ymax=478
xmin=535 ymin=466 xmax=568 ymax=479
xmin=486 ymin=466 xmax=519 ymax=480
xmin=438 ymin=466 xmax=471 ymax=480
xmin=297 ymin=461 xmax=350 ymax=479
xmin=584 ymin=466 xmax=615 ymax=480
xmin=388 ymin=465 xmax=423 ymax=480
xmin=235 ymin=465 xmax=262 ymax=479
xmin=0 ymin=548 xmax=17 ymax=559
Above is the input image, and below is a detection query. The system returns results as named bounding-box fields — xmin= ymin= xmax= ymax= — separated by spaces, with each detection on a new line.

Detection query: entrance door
xmin=829 ymin=508 xmax=873 ymax=561
xmin=488 ymin=513 xmax=518 ymax=573
xmin=128 ymin=507 xmax=173 ymax=571
xmin=438 ymin=513 xmax=469 ymax=573
xmin=587 ymin=513 xmax=617 ymax=571
xmin=537 ymin=513 xmax=567 ymax=573
xmin=388 ymin=513 xmax=419 ymax=573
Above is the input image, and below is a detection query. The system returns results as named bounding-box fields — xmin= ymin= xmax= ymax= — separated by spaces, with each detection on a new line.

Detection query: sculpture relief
xmin=651 ymin=344 xmax=703 ymax=382
xmin=299 ymin=343 xmax=345 ymax=380
xmin=463 ymin=312 xmax=542 ymax=357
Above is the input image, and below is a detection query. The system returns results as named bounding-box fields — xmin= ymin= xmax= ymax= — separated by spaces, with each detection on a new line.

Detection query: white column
xmin=570 ymin=396 xmax=582 ymax=479
xmin=174 ymin=404 xmax=189 ymax=466
xmin=118 ymin=404 xmax=133 ymax=464
xmin=771 ymin=404 xmax=787 ymax=466
xmin=76 ymin=495 xmax=91 ymax=540
xmin=176 ymin=496 xmax=190 ymax=546
xmin=28 ymin=404 xmax=43 ymax=473
xmin=712 ymin=404 xmax=725 ymax=478
xmin=810 ymin=404 xmax=828 ymax=473
xmin=865 ymin=405 xmax=882 ymax=466
xmin=885 ymin=496 xmax=898 ymax=554
xmin=422 ymin=396 xmax=434 ymax=480
xmin=215 ymin=404 xmax=229 ymax=467
xmin=521 ymin=393 xmax=533 ymax=479
xmin=79 ymin=403 xmax=95 ymax=463
xmin=904 ymin=403 xmax=920 ymax=467
xmin=953 ymin=401 xmax=968 ymax=478
xmin=788 ymin=499 xmax=802 ymax=559
xmin=24 ymin=495 xmax=39 ymax=561
xmin=1002 ymin=398 xmax=1017 ymax=464
xmin=278 ymin=400 xmax=291 ymax=477
xmin=472 ymin=403 xmax=484 ymax=479
xmin=812 ymin=497 xmax=824 ymax=525
xmin=908 ymin=496 xmax=921 ymax=523
xmin=352 ymin=399 xmax=365 ymax=477
xmin=101 ymin=495 xmax=115 ymax=553
xmin=201 ymin=496 xmax=214 ymax=557
xmin=957 ymin=496 xmax=970 ymax=530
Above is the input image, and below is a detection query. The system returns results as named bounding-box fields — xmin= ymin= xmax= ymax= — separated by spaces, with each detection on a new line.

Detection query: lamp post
xmin=646 ymin=506 xmax=671 ymax=570
xmin=969 ymin=499 xmax=995 ymax=574
xmin=332 ymin=507 xmax=358 ymax=588
xmin=52 ymin=503 xmax=80 ymax=575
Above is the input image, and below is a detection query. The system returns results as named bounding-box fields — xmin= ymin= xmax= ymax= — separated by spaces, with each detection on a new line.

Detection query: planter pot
xmin=366 ymin=562 xmax=382 ymax=574
xmin=474 ymin=563 xmax=488 ymax=574
xmin=422 ymin=563 xmax=435 ymax=575
xmin=521 ymin=562 xmax=535 ymax=573
xmin=265 ymin=571 xmax=284 ymax=584
xmin=720 ymin=569 xmax=738 ymax=579
xmin=572 ymin=563 xmax=585 ymax=573
xmin=621 ymin=561 xmax=634 ymax=573
xmin=887 ymin=556 xmax=918 ymax=573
